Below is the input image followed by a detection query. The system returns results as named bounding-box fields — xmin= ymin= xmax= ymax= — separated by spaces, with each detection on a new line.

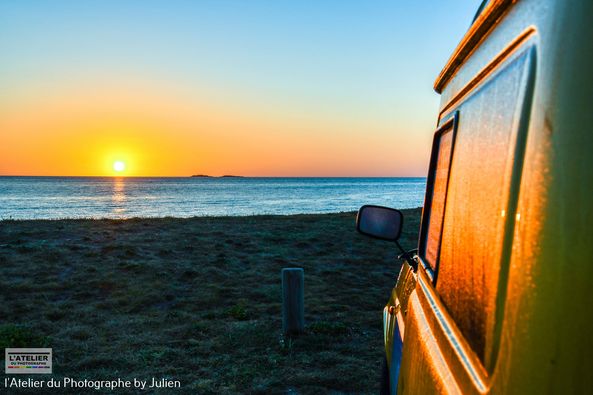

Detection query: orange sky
xmin=0 ymin=79 xmax=431 ymax=177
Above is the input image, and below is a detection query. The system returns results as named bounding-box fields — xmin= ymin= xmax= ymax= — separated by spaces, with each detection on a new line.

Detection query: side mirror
xmin=356 ymin=205 xmax=403 ymax=242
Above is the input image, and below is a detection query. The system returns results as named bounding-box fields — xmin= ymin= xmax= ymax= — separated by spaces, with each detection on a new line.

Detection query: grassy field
xmin=0 ymin=208 xmax=421 ymax=394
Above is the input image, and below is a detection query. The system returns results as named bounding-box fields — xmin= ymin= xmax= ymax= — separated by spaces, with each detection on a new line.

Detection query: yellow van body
xmin=384 ymin=0 xmax=593 ymax=393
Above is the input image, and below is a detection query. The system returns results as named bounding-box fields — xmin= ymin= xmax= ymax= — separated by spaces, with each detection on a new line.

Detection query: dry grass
xmin=0 ymin=208 xmax=421 ymax=394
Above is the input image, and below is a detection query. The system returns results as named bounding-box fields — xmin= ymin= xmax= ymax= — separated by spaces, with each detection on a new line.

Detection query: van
xmin=356 ymin=0 xmax=593 ymax=393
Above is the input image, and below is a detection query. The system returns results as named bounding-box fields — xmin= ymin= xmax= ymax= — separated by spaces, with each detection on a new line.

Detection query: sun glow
xmin=113 ymin=161 xmax=126 ymax=173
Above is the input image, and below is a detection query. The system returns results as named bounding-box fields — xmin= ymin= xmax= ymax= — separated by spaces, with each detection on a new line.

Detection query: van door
xmin=397 ymin=43 xmax=536 ymax=394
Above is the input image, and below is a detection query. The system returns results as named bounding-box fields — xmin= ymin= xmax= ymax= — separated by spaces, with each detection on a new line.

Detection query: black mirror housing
xmin=356 ymin=205 xmax=404 ymax=242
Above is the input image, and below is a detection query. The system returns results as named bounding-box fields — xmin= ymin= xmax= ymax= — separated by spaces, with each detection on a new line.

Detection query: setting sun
xmin=113 ymin=161 xmax=126 ymax=173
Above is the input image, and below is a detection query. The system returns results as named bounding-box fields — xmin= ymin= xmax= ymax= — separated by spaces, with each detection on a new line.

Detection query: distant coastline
xmin=190 ymin=174 xmax=244 ymax=178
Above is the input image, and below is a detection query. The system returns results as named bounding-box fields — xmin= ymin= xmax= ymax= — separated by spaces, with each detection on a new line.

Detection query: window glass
xmin=423 ymin=127 xmax=454 ymax=270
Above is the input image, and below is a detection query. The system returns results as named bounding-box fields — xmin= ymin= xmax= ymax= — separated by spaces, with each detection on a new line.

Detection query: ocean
xmin=0 ymin=177 xmax=426 ymax=220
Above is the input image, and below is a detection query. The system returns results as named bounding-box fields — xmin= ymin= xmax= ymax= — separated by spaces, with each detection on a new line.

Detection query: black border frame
xmin=418 ymin=111 xmax=459 ymax=284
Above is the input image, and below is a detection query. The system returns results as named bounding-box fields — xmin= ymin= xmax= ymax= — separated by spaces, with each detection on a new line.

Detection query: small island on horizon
xmin=190 ymin=174 xmax=244 ymax=178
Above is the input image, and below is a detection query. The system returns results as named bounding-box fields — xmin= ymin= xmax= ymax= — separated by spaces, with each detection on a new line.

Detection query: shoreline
xmin=0 ymin=208 xmax=423 ymax=222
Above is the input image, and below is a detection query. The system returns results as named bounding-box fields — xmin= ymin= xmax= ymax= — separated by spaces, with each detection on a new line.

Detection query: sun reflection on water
xmin=111 ymin=177 xmax=126 ymax=216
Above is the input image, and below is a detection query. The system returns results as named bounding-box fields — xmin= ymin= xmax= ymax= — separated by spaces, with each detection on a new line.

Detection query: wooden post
xmin=282 ymin=268 xmax=304 ymax=335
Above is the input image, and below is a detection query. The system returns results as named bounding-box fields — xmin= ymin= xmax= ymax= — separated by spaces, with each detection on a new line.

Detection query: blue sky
xmin=0 ymin=1 xmax=479 ymax=176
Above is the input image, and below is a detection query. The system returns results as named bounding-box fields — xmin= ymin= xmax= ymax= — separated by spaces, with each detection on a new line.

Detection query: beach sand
xmin=0 ymin=208 xmax=421 ymax=393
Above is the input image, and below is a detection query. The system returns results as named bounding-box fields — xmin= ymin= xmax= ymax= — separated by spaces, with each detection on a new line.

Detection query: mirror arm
xmin=395 ymin=240 xmax=417 ymax=271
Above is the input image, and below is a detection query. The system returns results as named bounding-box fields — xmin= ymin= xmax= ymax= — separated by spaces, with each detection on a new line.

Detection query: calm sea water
xmin=0 ymin=177 xmax=426 ymax=220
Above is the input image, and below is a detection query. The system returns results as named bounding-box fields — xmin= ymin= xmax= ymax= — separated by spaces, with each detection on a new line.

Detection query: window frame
xmin=418 ymin=112 xmax=459 ymax=284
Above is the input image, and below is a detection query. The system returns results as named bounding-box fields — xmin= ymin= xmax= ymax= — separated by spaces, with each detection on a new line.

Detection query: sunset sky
xmin=0 ymin=1 xmax=476 ymax=177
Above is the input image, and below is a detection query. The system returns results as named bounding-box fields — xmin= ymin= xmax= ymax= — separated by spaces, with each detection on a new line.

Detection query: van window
xmin=420 ymin=116 xmax=457 ymax=274
xmin=435 ymin=49 xmax=534 ymax=367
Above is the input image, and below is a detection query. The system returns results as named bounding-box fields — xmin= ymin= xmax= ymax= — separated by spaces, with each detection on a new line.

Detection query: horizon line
xmin=0 ymin=174 xmax=427 ymax=178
